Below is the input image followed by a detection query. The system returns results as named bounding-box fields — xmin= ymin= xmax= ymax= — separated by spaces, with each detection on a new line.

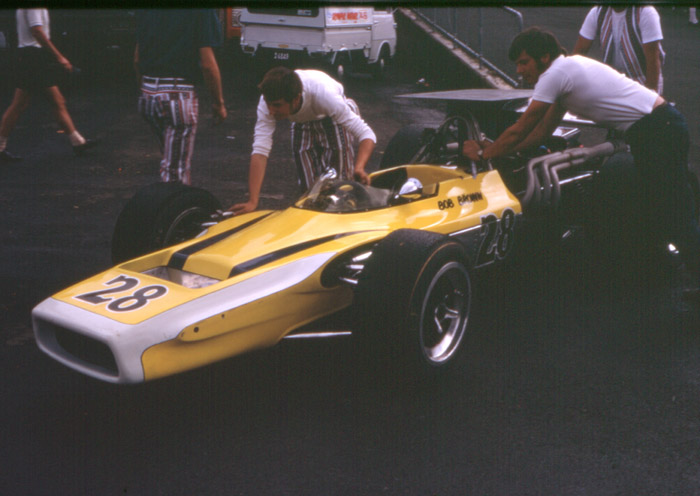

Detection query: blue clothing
xmin=625 ymin=103 xmax=700 ymax=268
xmin=136 ymin=9 xmax=222 ymax=82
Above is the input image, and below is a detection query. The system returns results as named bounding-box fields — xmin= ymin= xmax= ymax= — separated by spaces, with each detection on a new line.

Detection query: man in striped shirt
xmin=230 ymin=67 xmax=376 ymax=214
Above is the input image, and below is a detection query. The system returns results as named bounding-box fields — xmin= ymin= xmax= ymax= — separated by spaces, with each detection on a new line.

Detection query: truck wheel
xmin=371 ymin=47 xmax=389 ymax=80
xmin=111 ymin=182 xmax=221 ymax=264
xmin=380 ymin=124 xmax=431 ymax=169
xmin=355 ymin=229 xmax=472 ymax=376
xmin=333 ymin=52 xmax=350 ymax=81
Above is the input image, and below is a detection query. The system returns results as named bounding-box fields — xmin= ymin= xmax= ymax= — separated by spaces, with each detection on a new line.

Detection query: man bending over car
xmin=230 ymin=66 xmax=376 ymax=214
xmin=462 ymin=27 xmax=700 ymax=301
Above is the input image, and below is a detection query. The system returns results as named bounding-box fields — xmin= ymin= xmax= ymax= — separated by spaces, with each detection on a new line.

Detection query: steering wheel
xmin=422 ymin=113 xmax=487 ymax=176
xmin=402 ymin=117 xmax=468 ymax=166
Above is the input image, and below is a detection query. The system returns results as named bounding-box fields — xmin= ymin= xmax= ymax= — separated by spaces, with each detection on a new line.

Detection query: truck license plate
xmin=273 ymin=51 xmax=290 ymax=60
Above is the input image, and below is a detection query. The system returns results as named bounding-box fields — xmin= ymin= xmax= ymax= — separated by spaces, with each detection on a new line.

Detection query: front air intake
xmin=36 ymin=319 xmax=119 ymax=377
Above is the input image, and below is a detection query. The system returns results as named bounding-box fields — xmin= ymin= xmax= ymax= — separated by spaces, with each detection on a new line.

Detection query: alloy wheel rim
xmin=164 ymin=207 xmax=209 ymax=246
xmin=419 ymin=261 xmax=470 ymax=364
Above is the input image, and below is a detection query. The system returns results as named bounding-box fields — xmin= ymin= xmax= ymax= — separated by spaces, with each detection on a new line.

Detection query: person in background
xmin=0 ymin=8 xmax=96 ymax=162
xmin=573 ymin=6 xmax=665 ymax=94
xmin=463 ymin=27 xmax=700 ymax=302
xmin=134 ymin=9 xmax=227 ymax=185
xmin=230 ymin=67 xmax=376 ymax=214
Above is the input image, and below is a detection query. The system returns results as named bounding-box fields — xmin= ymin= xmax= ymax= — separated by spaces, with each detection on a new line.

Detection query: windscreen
xmin=296 ymin=178 xmax=391 ymax=213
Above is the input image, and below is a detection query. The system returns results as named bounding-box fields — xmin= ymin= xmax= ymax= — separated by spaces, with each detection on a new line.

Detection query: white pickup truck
xmin=239 ymin=7 xmax=397 ymax=79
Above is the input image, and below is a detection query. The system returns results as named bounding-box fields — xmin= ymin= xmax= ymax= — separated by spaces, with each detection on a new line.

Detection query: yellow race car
xmin=32 ymin=90 xmax=631 ymax=383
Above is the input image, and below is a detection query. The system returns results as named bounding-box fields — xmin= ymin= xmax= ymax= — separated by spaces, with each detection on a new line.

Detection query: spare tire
xmin=111 ymin=182 xmax=221 ymax=264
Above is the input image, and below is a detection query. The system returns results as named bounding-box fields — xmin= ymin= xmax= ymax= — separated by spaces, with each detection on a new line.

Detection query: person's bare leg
xmin=44 ymin=85 xmax=97 ymax=154
xmin=45 ymin=85 xmax=79 ymax=137
xmin=0 ymin=88 xmax=32 ymax=139
xmin=0 ymin=88 xmax=31 ymax=160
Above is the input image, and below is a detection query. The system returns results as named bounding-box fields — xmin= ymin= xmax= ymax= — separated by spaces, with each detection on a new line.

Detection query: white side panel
xmin=323 ymin=27 xmax=372 ymax=51
xmin=33 ymin=253 xmax=337 ymax=383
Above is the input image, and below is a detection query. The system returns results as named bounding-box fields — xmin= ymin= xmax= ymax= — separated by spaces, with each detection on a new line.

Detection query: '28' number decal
xmin=75 ymin=275 xmax=167 ymax=312
xmin=476 ymin=208 xmax=516 ymax=266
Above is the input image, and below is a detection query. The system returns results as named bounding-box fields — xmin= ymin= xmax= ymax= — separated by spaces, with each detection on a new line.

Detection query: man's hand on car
xmin=229 ymin=200 xmax=258 ymax=216
xmin=353 ymin=167 xmax=370 ymax=185
xmin=462 ymin=140 xmax=483 ymax=161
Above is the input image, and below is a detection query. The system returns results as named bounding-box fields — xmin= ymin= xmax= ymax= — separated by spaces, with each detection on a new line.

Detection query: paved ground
xmin=2 ymin=8 xmax=700 ymax=496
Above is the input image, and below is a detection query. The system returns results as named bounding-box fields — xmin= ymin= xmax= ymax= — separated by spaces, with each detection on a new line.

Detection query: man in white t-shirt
xmin=573 ymin=6 xmax=665 ymax=94
xmin=0 ymin=8 xmax=96 ymax=162
xmin=463 ymin=27 xmax=700 ymax=298
xmin=230 ymin=67 xmax=376 ymax=214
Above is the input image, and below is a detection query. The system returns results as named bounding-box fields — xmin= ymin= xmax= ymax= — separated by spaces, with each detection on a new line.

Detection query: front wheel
xmin=111 ymin=182 xmax=221 ymax=264
xmin=415 ymin=258 xmax=471 ymax=365
xmin=355 ymin=229 xmax=472 ymax=374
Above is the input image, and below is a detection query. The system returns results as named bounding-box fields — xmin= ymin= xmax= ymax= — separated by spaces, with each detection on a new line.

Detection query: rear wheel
xmin=332 ymin=52 xmax=350 ymax=82
xmin=355 ymin=229 xmax=472 ymax=376
xmin=380 ymin=124 xmax=431 ymax=169
xmin=380 ymin=113 xmax=482 ymax=170
xmin=111 ymin=182 xmax=221 ymax=264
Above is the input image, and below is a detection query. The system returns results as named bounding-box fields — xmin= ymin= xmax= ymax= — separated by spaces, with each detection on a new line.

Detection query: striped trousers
xmin=138 ymin=78 xmax=198 ymax=185
xmin=291 ymin=98 xmax=359 ymax=191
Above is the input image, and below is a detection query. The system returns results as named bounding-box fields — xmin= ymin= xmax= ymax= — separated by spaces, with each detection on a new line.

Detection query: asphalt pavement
xmin=2 ymin=7 xmax=700 ymax=496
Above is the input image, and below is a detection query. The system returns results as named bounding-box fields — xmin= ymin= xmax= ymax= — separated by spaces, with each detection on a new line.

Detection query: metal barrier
xmin=412 ymin=7 xmax=523 ymax=87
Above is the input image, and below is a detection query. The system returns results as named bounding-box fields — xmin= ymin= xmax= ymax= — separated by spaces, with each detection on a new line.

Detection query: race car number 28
xmin=476 ymin=208 xmax=516 ymax=266
xmin=74 ymin=275 xmax=167 ymax=312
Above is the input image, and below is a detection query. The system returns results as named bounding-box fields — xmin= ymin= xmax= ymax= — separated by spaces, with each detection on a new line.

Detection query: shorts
xmin=13 ymin=47 xmax=62 ymax=91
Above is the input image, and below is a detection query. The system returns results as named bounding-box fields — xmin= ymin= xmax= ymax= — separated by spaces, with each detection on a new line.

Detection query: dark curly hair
xmin=508 ymin=26 xmax=566 ymax=63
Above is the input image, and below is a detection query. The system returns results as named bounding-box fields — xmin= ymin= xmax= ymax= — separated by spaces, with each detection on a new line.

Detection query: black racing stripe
xmin=168 ymin=213 xmax=272 ymax=270
xmin=228 ymin=232 xmax=365 ymax=278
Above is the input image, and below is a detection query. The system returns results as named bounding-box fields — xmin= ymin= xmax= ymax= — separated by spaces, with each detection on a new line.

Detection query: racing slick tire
xmin=380 ymin=124 xmax=430 ymax=169
xmin=111 ymin=182 xmax=221 ymax=264
xmin=354 ymin=229 xmax=472 ymax=378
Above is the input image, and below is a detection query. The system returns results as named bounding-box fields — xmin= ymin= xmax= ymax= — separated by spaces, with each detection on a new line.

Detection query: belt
xmin=651 ymin=96 xmax=666 ymax=111
xmin=651 ymin=101 xmax=669 ymax=114
xmin=625 ymin=101 xmax=672 ymax=140
xmin=141 ymin=76 xmax=193 ymax=86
